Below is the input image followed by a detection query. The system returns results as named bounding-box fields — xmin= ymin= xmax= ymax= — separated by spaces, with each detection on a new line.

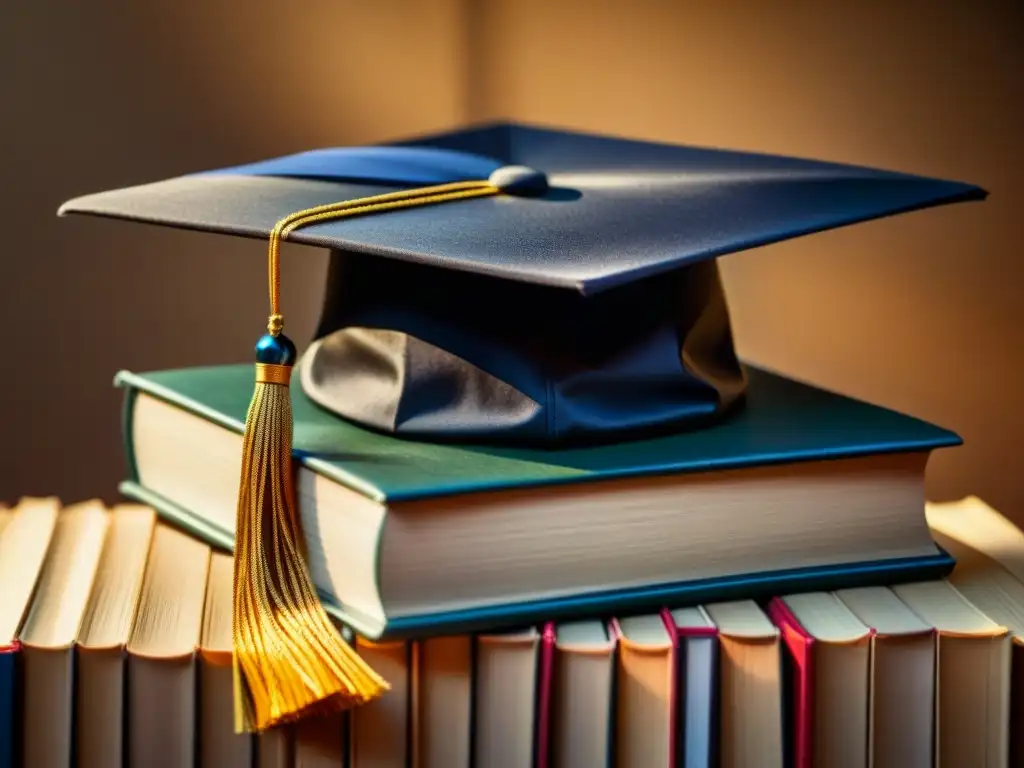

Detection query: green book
xmin=116 ymin=363 xmax=959 ymax=639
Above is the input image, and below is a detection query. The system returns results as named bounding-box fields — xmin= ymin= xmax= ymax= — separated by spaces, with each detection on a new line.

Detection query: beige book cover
xmin=893 ymin=579 xmax=1010 ymax=768
xmin=705 ymin=600 xmax=783 ymax=768
xmin=76 ymin=504 xmax=157 ymax=768
xmin=199 ymin=551 xmax=253 ymax=768
xmin=126 ymin=524 xmax=211 ymax=768
xmin=20 ymin=501 xmax=108 ymax=768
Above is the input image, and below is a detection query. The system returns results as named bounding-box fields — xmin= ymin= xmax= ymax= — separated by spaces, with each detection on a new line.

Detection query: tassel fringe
xmin=232 ymin=377 xmax=389 ymax=733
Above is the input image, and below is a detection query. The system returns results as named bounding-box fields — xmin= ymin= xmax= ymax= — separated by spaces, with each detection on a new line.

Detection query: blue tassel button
xmin=255 ymin=333 xmax=297 ymax=366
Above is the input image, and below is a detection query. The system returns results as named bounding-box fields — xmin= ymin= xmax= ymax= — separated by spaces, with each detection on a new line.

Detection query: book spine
xmin=767 ymin=598 xmax=814 ymax=768
xmin=0 ymin=644 xmax=19 ymax=768
xmin=534 ymin=623 xmax=556 ymax=768
xmin=666 ymin=613 xmax=719 ymax=768
xmin=119 ymin=377 xmax=141 ymax=485
xmin=606 ymin=619 xmax=622 ymax=768
xmin=659 ymin=608 xmax=682 ymax=768
xmin=1012 ymin=643 xmax=1024 ymax=768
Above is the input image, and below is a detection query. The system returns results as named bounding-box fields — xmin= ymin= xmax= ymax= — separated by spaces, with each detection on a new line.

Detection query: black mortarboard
xmin=59 ymin=122 xmax=985 ymax=446
xmin=58 ymin=122 xmax=985 ymax=731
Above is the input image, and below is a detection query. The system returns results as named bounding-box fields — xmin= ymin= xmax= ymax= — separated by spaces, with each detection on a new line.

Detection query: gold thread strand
xmin=266 ymin=181 xmax=499 ymax=323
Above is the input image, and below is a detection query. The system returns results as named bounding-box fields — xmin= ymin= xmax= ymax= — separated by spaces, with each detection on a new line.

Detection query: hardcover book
xmin=836 ymin=586 xmax=936 ymax=768
xmin=6 ymin=498 xmax=1024 ymax=768
xmin=117 ymin=362 xmax=958 ymax=639
xmin=769 ymin=593 xmax=872 ymax=768
xmin=0 ymin=498 xmax=60 ymax=768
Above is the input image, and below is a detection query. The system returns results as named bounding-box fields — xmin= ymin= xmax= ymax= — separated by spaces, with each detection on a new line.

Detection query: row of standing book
xmin=1 ymin=494 xmax=1022 ymax=768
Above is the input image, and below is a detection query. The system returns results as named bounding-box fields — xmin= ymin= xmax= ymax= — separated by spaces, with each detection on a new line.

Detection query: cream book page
xmin=927 ymin=497 xmax=1024 ymax=582
xmin=0 ymin=497 xmax=60 ymax=645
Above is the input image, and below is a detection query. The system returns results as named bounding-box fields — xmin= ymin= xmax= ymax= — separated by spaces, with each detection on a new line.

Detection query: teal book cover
xmin=116 ymin=363 xmax=958 ymax=638
xmin=116 ymin=363 xmax=961 ymax=505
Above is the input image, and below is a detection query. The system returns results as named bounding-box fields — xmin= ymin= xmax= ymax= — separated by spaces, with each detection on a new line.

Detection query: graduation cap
xmin=59 ymin=122 xmax=986 ymax=730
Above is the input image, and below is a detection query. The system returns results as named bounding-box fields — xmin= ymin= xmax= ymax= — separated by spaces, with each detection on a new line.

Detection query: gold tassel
xmin=232 ymin=336 xmax=389 ymax=733
xmin=231 ymin=180 xmax=500 ymax=733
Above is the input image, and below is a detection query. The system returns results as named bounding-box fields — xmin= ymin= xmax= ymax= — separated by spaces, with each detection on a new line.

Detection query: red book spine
xmin=534 ymin=622 xmax=556 ymax=768
xmin=767 ymin=597 xmax=815 ymax=768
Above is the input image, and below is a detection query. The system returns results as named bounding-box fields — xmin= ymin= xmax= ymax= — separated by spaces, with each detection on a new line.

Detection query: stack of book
xmin=35 ymin=122 xmax=994 ymax=767
xmin=2 ymin=494 xmax=1022 ymax=768
xmin=2 ymin=363 xmax=1019 ymax=767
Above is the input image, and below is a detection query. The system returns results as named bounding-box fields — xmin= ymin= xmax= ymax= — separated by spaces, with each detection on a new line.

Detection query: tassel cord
xmin=267 ymin=181 xmax=499 ymax=320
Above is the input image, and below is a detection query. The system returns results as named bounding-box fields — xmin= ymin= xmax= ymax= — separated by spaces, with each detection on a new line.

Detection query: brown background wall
xmin=3 ymin=1 xmax=1022 ymax=518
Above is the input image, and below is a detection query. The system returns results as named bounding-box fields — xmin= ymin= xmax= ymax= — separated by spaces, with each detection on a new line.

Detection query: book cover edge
xmin=115 ymin=366 xmax=962 ymax=505
xmin=119 ymin=478 xmax=956 ymax=642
